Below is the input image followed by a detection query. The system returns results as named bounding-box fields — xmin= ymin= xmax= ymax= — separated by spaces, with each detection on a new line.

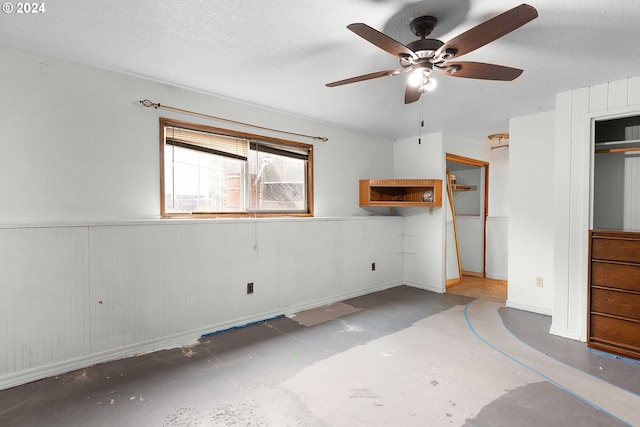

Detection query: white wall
xmin=393 ymin=133 xmax=446 ymax=292
xmin=451 ymin=169 xmax=482 ymax=215
xmin=488 ymin=146 xmax=510 ymax=217
xmin=486 ymin=146 xmax=509 ymax=279
xmin=552 ymin=75 xmax=640 ymax=341
xmin=446 ymin=223 xmax=460 ymax=280
xmin=0 ymin=44 xmax=392 ymax=223
xmin=508 ymin=111 xmax=556 ymax=315
xmin=451 ymin=168 xmax=484 ymax=274
xmin=456 ymin=216 xmax=484 ymax=273
xmin=444 ymin=133 xmax=490 ymax=162
xmin=0 ymin=44 xmax=400 ymax=389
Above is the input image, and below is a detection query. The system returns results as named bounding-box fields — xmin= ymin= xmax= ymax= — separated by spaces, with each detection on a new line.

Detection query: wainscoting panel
xmin=1 ymin=217 xmax=403 ymax=389
xmin=0 ymin=226 xmax=90 ymax=378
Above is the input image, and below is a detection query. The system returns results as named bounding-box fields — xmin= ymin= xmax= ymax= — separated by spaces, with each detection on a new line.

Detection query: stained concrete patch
xmin=283 ymin=300 xmax=640 ymax=426
xmin=463 ymin=382 xmax=629 ymax=427
xmin=283 ymin=304 xmax=541 ymax=426
xmin=289 ymin=302 xmax=363 ymax=327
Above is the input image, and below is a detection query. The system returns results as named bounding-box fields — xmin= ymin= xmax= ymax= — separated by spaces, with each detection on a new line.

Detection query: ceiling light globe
xmin=423 ymin=77 xmax=437 ymax=91
xmin=408 ymin=70 xmax=424 ymax=87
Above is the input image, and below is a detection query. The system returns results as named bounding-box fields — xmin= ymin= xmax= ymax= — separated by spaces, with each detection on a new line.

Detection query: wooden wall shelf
xmin=588 ymin=230 xmax=640 ymax=360
xmin=359 ymin=179 xmax=442 ymax=207
xmin=452 ymin=184 xmax=476 ymax=192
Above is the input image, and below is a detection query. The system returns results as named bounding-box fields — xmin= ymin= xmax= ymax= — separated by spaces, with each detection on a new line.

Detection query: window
xmin=160 ymin=118 xmax=313 ymax=217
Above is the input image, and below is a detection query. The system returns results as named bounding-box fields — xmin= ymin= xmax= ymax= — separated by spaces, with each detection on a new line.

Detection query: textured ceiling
xmin=2 ymin=0 xmax=640 ymax=141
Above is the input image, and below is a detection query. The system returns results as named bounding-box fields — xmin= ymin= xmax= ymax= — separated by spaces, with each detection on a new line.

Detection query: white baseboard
xmin=548 ymin=325 xmax=583 ymax=342
xmin=505 ymin=300 xmax=552 ymax=316
xmin=404 ymin=281 xmax=445 ymax=294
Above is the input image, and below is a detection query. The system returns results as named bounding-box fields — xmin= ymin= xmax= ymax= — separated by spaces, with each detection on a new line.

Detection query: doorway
xmin=446 ymin=154 xmax=488 ymax=280
xmin=445 ymin=153 xmax=508 ymax=302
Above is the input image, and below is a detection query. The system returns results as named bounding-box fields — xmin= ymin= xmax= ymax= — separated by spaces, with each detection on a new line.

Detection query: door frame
xmin=446 ymin=153 xmax=490 ymax=276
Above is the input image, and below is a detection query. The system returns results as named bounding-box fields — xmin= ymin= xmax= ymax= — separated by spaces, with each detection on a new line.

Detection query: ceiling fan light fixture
xmin=420 ymin=76 xmax=437 ymax=93
xmin=408 ymin=69 xmax=425 ymax=87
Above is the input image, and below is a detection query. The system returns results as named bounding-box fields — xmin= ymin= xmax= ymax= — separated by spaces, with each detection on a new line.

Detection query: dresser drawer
xmin=590 ymin=314 xmax=640 ymax=350
xmin=591 ymin=235 xmax=640 ymax=263
xmin=591 ymin=261 xmax=640 ymax=291
xmin=590 ymin=288 xmax=640 ymax=321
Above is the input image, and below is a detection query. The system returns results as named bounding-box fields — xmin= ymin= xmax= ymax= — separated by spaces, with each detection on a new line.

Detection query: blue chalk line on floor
xmin=463 ymin=301 xmax=634 ymax=427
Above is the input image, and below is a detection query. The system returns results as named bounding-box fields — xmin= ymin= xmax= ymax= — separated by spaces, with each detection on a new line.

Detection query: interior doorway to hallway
xmin=445 ymin=153 xmax=489 ymax=284
xmin=447 ymin=275 xmax=507 ymax=303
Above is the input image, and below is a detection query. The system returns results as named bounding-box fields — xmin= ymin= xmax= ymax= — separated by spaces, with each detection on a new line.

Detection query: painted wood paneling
xmin=551 ymin=90 xmax=574 ymax=337
xmin=628 ymin=76 xmax=640 ymax=106
xmin=0 ymin=227 xmax=90 ymax=376
xmin=552 ymin=74 xmax=640 ymax=342
xmin=608 ymin=79 xmax=629 ymax=110
xmin=0 ymin=217 xmax=402 ymax=390
xmin=589 ymin=83 xmax=608 ymax=113
xmin=568 ymin=87 xmax=591 ymax=337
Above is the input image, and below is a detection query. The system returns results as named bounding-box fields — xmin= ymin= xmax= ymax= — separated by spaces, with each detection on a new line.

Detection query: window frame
xmin=159 ymin=117 xmax=314 ymax=218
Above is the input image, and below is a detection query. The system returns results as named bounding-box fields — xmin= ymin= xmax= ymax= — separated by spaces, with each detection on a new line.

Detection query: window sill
xmin=163 ymin=212 xmax=313 ymax=219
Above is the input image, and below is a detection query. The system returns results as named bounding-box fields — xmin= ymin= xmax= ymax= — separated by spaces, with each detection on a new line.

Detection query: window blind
xmin=165 ymin=125 xmax=249 ymax=160
xmin=250 ymin=139 xmax=310 ymax=160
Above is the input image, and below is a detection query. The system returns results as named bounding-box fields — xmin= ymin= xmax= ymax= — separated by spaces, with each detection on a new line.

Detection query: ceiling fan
xmin=326 ymin=3 xmax=538 ymax=104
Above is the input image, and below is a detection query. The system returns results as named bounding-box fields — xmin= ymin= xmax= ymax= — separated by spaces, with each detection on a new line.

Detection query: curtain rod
xmin=139 ymin=99 xmax=328 ymax=142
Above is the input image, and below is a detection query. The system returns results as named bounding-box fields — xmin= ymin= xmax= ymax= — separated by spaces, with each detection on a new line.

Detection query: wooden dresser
xmin=588 ymin=230 xmax=640 ymax=359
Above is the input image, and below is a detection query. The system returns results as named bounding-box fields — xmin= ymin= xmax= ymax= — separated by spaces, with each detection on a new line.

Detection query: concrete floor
xmin=1 ymin=286 xmax=638 ymax=426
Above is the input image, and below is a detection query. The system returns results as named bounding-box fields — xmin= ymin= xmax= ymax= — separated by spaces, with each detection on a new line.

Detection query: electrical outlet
xmin=371 ymin=262 xmax=376 ymax=271
xmin=536 ymin=277 xmax=544 ymax=288
xmin=247 ymin=282 xmax=254 ymax=294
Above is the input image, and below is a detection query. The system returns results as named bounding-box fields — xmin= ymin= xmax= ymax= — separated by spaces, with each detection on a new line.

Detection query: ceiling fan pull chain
xmin=418 ymin=98 xmax=424 ymax=144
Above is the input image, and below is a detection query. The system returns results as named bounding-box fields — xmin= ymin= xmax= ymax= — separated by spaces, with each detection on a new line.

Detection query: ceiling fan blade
xmin=438 ymin=4 xmax=537 ymax=59
xmin=347 ymin=23 xmax=418 ymax=60
xmin=439 ymin=62 xmax=523 ymax=81
xmin=326 ymin=67 xmax=408 ymax=87
xmin=404 ymin=84 xmax=421 ymax=104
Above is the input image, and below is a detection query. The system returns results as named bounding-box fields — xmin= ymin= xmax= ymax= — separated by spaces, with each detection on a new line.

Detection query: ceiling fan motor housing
xmin=406 ymin=38 xmax=444 ymax=59
xmin=410 ymin=16 xmax=438 ymax=38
